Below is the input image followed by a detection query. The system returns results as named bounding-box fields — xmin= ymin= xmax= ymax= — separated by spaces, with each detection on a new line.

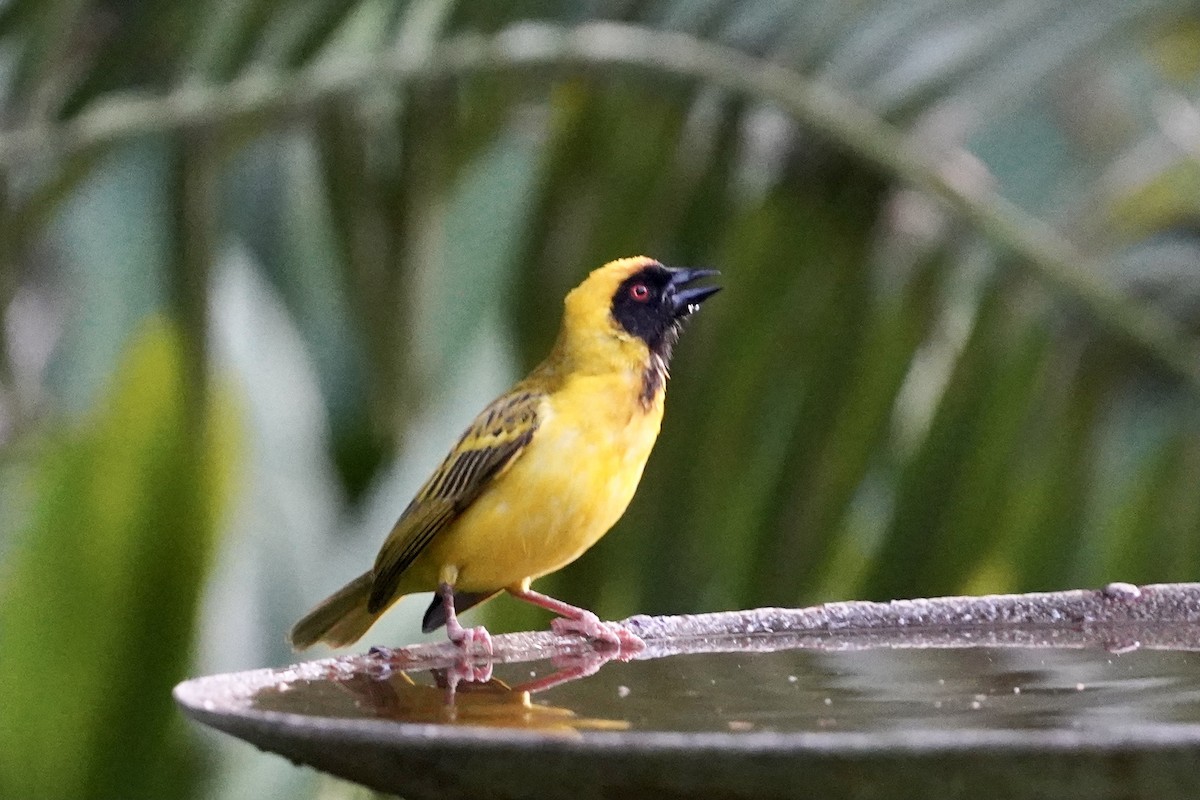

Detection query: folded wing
xmin=367 ymin=389 xmax=543 ymax=612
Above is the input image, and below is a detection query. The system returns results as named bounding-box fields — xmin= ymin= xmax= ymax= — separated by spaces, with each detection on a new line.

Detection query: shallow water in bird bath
xmin=248 ymin=643 xmax=1200 ymax=735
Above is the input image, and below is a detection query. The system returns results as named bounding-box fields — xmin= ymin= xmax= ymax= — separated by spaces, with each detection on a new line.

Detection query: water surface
xmin=250 ymin=643 xmax=1200 ymax=735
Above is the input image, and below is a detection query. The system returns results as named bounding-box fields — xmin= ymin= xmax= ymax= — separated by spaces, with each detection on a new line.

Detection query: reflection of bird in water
xmin=333 ymin=662 xmax=630 ymax=734
xmin=252 ymin=652 xmax=629 ymax=734
xmin=289 ymin=257 xmax=720 ymax=656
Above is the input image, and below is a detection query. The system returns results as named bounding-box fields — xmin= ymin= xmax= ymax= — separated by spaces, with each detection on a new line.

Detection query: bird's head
xmin=560 ymin=256 xmax=721 ymax=367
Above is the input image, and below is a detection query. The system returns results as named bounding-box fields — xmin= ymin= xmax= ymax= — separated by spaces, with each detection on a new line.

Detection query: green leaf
xmin=0 ymin=318 xmax=238 ymax=800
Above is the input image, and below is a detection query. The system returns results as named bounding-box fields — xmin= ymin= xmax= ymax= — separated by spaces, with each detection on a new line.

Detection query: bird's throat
xmin=639 ymin=352 xmax=668 ymax=410
xmin=637 ymin=320 xmax=682 ymax=410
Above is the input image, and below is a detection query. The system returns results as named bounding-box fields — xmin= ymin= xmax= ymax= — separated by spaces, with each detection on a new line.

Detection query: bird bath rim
xmin=177 ymin=581 xmax=1200 ymax=756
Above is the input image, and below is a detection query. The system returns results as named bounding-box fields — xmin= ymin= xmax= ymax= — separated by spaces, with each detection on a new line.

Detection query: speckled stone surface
xmin=176 ymin=582 xmax=1200 ymax=799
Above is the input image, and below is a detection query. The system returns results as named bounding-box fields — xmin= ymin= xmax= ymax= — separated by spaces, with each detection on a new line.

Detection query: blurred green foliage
xmin=0 ymin=321 xmax=237 ymax=799
xmin=2 ymin=1 xmax=1200 ymax=798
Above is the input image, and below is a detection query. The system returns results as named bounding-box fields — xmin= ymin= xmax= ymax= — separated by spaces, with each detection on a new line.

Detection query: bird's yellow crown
xmin=546 ymin=256 xmax=664 ymax=377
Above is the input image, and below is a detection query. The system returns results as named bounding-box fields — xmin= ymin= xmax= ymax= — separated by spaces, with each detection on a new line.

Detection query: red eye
xmin=629 ymin=283 xmax=650 ymax=302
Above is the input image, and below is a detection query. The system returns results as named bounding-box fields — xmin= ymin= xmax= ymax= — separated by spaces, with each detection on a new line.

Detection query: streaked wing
xmin=367 ymin=389 xmax=543 ymax=612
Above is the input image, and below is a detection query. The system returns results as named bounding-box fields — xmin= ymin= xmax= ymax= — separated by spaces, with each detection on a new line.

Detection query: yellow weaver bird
xmin=289 ymin=256 xmax=720 ymax=654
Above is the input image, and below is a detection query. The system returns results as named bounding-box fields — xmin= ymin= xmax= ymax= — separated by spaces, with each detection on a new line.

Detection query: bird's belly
xmin=424 ymin=409 xmax=659 ymax=591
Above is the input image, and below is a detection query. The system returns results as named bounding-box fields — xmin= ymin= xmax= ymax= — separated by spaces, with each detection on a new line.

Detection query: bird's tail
xmin=288 ymin=571 xmax=383 ymax=650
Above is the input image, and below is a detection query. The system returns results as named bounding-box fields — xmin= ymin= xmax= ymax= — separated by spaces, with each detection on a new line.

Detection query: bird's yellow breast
xmin=410 ymin=367 xmax=663 ymax=592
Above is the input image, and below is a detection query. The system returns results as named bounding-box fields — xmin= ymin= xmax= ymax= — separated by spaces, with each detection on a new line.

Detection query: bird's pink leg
xmin=508 ymin=587 xmax=645 ymax=653
xmin=440 ymin=582 xmax=493 ymax=661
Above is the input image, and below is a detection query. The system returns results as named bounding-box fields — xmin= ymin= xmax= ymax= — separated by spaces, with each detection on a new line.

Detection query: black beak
xmin=667 ymin=268 xmax=721 ymax=317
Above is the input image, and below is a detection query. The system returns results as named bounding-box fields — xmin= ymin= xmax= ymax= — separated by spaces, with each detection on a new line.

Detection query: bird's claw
xmin=449 ymin=624 xmax=494 ymax=657
xmin=448 ymin=655 xmax=494 ymax=684
xmin=551 ymin=612 xmax=645 ymax=656
xmin=445 ymin=624 xmax=494 ymax=685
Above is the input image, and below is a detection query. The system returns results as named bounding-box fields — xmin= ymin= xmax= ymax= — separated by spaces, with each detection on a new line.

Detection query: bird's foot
xmin=551 ymin=612 xmax=645 ymax=656
xmin=444 ymin=624 xmax=494 ymax=686
xmin=447 ymin=654 xmax=494 ymax=685
xmin=448 ymin=623 xmax=494 ymax=657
